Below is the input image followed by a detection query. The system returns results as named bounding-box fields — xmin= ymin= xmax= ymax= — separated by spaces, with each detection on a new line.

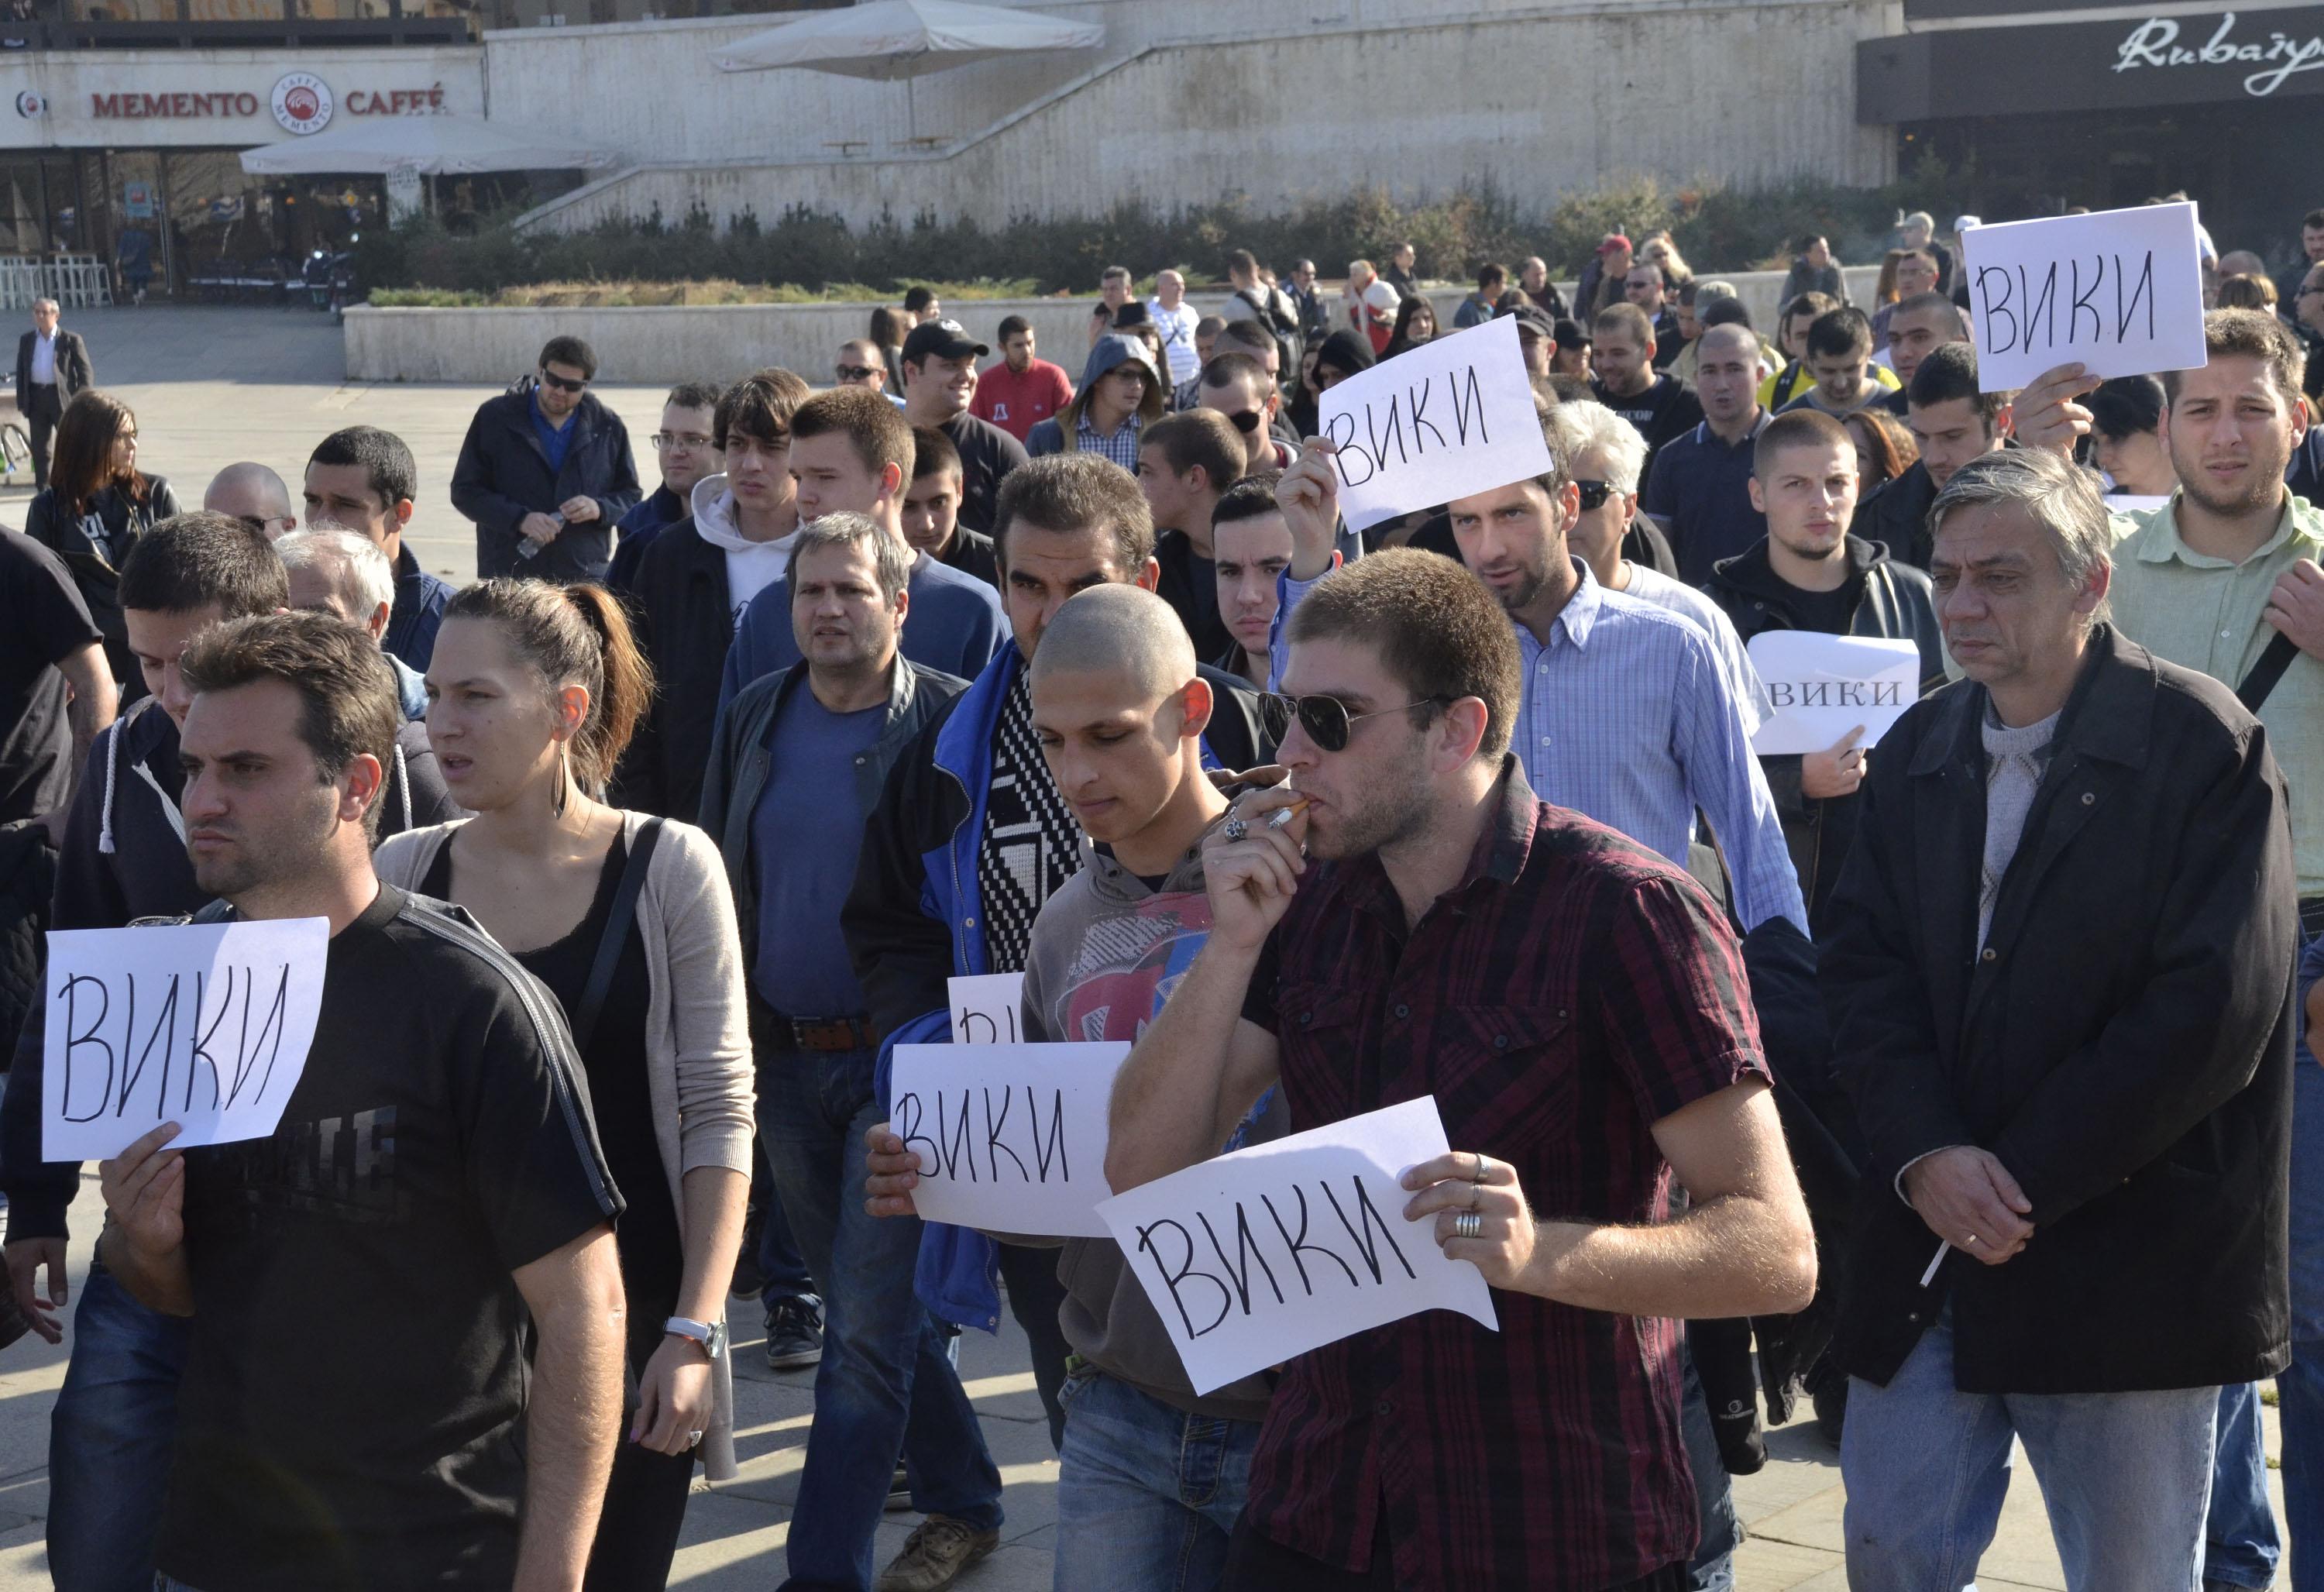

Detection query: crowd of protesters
xmin=0 ymin=199 xmax=2318 ymax=1592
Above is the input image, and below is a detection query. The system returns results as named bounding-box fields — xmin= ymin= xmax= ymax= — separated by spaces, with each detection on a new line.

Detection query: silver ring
xmin=1471 ymin=1154 xmax=1491 ymax=1185
xmin=1453 ymin=1212 xmax=1482 ymax=1240
xmin=687 ymin=1430 xmax=705 ymax=1447
xmin=1222 ymin=811 xmax=1249 ymax=842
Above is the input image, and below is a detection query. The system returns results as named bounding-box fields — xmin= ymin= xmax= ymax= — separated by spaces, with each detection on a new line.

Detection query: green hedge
xmin=359 ymin=157 xmax=1979 ymax=299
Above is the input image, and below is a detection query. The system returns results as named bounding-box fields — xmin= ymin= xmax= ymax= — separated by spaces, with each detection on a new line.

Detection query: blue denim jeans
xmin=755 ymin=1044 xmax=1003 ymax=1592
xmin=52 ymin=1264 xmax=189 ymax=1592
xmin=1051 ymin=1368 xmax=1260 ymax=1592
xmin=2283 ymin=1044 xmax=2324 ymax=1591
xmin=2202 ymin=1381 xmax=2281 ymax=1588
xmin=1679 ymin=1343 xmax=1738 ymax=1592
xmin=756 ymin=1171 xmax=816 ymax=1312
xmin=1842 ymin=1308 xmax=2219 ymax=1591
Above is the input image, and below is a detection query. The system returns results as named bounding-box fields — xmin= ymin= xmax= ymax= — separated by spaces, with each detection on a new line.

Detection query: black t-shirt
xmin=1593 ymin=374 xmax=1705 ymax=476
xmin=1782 ymin=574 xmax=1863 ymax=638
xmin=423 ymin=835 xmax=680 ymax=1325
xmin=0 ymin=530 xmax=100 ymax=824
xmin=157 ymin=885 xmax=622 ymax=1592
xmin=939 ymin=413 xmax=1030 ymax=536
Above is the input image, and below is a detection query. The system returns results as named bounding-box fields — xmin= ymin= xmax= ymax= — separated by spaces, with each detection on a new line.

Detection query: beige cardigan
xmin=374 ymin=810 xmax=756 ymax=1480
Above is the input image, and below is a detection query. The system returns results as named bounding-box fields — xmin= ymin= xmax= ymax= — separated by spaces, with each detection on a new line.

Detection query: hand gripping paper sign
xmin=948 ymin=972 xmax=1026 ymax=1046
xmin=1747 ymin=632 xmax=1925 ymax=756
xmin=1317 ymin=315 xmax=1554 ymax=535
xmin=43 ymin=917 xmax=329 ymax=1161
xmin=1097 ymin=1096 xmax=1499 ymax=1395
xmin=891 ymin=1040 xmax=1128 ymax=1238
xmin=1961 ymin=203 xmax=2209 ymax=394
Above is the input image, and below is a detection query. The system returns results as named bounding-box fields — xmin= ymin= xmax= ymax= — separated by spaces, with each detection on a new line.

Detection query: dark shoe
xmin=764 ymin=1295 xmax=823 ymax=1371
xmin=886 ymin=1461 xmax=913 ymax=1512
xmin=874 ymin=1515 xmax=999 ymax=1592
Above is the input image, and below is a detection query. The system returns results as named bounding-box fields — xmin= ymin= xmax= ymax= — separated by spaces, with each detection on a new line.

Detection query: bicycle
xmin=0 ymin=423 xmax=30 ymax=489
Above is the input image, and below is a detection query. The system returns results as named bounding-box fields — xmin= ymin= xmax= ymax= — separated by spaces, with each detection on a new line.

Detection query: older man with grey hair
xmin=1822 ymin=444 xmax=2295 ymax=1592
xmin=15 ymin=296 xmax=90 ymax=489
xmin=273 ymin=526 xmax=462 ymax=832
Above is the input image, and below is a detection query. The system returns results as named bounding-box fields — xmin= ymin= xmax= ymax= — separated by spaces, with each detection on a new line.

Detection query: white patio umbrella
xmin=239 ymin=115 xmax=623 ymax=177
xmin=709 ymin=0 xmax=1105 ymax=141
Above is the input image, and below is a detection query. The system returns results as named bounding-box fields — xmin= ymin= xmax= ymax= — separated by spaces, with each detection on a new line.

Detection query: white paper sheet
xmin=1747 ymin=632 xmax=1926 ymax=755
xmin=1318 ymin=315 xmax=1554 ymax=533
xmin=891 ymin=1040 xmax=1128 ymax=1239
xmin=43 ymin=917 xmax=330 ymax=1160
xmin=1961 ymin=203 xmax=2209 ymax=393
xmin=1097 ymin=1096 xmax=1499 ymax=1395
xmin=948 ymin=972 xmax=1026 ymax=1046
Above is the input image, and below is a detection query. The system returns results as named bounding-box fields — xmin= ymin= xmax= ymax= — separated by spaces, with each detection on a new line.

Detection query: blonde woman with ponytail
xmin=374 ymin=578 xmax=754 ymax=1590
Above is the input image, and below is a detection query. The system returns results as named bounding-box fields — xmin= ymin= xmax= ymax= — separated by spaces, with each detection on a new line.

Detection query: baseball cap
xmin=1499 ymin=304 xmax=1557 ymax=339
xmin=1951 ymin=215 xmax=1982 ymax=235
xmin=1551 ymin=317 xmax=1591 ymax=352
xmin=1597 ymin=234 xmax=1633 ymax=256
xmin=901 ymin=318 xmax=988 ymax=363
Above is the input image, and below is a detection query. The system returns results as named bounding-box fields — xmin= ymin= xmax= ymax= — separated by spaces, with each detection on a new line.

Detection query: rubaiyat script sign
xmin=1098 ymin=1096 xmax=1499 ymax=1395
xmin=891 ymin=1040 xmax=1127 ymax=1239
xmin=1317 ymin=315 xmax=1554 ymax=534
xmin=1747 ymin=633 xmax=1925 ymax=755
xmin=43 ymin=917 xmax=328 ymax=1160
xmin=1961 ymin=203 xmax=2209 ymax=393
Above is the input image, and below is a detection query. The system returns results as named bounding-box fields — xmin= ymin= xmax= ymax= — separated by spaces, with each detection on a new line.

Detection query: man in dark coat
xmin=1821 ymin=447 xmax=2295 ymax=1591
xmin=450 ymin=334 xmax=640 ymax=583
xmin=15 ymin=297 xmax=91 ymax=490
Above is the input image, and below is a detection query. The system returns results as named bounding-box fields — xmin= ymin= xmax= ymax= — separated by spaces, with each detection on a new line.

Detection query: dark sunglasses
xmin=232 ymin=513 xmax=287 ymax=536
xmin=1223 ymin=409 xmax=1263 ymax=433
xmin=1573 ymin=480 xmax=1614 ymax=511
xmin=834 ymin=363 xmax=882 ymax=382
xmin=540 ymin=371 xmax=590 ymax=393
xmin=1260 ymin=691 xmax=1443 ymax=753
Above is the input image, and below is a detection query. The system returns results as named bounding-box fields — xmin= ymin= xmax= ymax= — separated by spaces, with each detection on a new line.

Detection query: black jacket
xmin=1851 ymin=459 xmax=1937 ymax=570
xmin=610 ymin=517 xmax=732 ymax=821
xmin=15 ymin=328 xmax=91 ymax=411
xmin=1705 ymin=535 xmax=1944 ymax=922
xmin=450 ymin=388 xmax=640 ymax=582
xmin=1821 ymin=628 xmax=2295 ymax=1393
xmin=700 ymin=656 xmax=966 ymax=978
xmin=25 ymin=476 xmax=184 ymax=688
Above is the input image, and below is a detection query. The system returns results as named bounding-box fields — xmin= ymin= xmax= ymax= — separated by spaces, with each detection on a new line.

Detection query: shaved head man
xmin=203 ymin=462 xmax=297 ymax=540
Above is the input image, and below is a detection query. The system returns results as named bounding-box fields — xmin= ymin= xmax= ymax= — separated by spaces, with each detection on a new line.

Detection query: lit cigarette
xmin=1265 ymin=798 xmax=1314 ymax=830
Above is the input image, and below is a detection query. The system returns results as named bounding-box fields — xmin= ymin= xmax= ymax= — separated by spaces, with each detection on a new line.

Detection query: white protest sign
xmin=1318 ymin=315 xmax=1552 ymax=534
xmin=947 ymin=972 xmax=1026 ymax=1046
xmin=1961 ymin=203 xmax=2209 ymax=394
xmin=1097 ymin=1095 xmax=1498 ymax=1395
xmin=43 ymin=917 xmax=329 ymax=1161
xmin=892 ymin=1040 xmax=1127 ymax=1238
xmin=1747 ymin=632 xmax=1923 ymax=755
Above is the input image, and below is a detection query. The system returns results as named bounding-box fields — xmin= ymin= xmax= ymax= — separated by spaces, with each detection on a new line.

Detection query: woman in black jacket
xmin=23 ymin=389 xmax=179 ymax=687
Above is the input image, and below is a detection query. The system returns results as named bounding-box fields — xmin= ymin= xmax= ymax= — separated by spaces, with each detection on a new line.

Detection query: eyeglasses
xmin=539 ymin=371 xmax=590 ymax=393
xmin=1573 ymin=480 xmax=1614 ymax=511
xmin=1259 ymin=690 xmax=1443 ymax=753
xmin=232 ymin=514 xmax=289 ymax=536
xmin=834 ymin=364 xmax=882 ymax=383
xmin=652 ymin=432 xmax=713 ymax=452
xmin=1222 ymin=409 xmax=1263 ymax=433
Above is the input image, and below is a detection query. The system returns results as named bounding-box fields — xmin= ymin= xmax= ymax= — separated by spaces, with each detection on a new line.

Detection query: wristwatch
xmin=664 ymin=1316 xmax=728 ymax=1361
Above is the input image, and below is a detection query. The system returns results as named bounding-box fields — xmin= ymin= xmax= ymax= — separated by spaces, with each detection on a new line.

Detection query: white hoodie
xmin=689 ymin=473 xmax=798 ymax=630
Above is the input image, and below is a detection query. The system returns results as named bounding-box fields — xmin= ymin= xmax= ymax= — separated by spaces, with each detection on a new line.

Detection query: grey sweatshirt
xmin=1016 ymin=827 xmax=1286 ymax=1425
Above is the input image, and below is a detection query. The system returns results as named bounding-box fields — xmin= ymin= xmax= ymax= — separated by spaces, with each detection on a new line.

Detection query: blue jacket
xmin=387 ymin=542 xmax=452 ymax=673
xmin=606 ymin=484 xmax=689 ymax=594
xmin=844 ymin=643 xmax=1257 ymax=1329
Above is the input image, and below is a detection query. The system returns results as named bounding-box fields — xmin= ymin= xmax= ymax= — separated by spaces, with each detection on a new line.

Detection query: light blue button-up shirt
xmin=1275 ymin=557 xmax=1806 ymax=933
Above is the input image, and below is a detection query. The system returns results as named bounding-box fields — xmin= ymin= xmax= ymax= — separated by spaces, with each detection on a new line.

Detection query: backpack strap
xmin=2238 ymin=631 xmax=2302 ymax=713
xmin=570 ymin=817 xmax=665 ymax=1055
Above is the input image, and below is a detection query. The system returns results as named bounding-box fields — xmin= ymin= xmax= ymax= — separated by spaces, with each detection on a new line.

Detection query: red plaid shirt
xmin=1237 ymin=761 xmax=1767 ymax=1589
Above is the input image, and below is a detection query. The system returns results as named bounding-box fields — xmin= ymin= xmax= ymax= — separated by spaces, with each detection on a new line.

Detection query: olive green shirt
xmin=2106 ymin=492 xmax=2324 ymax=895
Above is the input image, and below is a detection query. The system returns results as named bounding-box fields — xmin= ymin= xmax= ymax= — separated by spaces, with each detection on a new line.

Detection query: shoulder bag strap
xmin=2239 ymin=631 xmax=2302 ymax=713
xmin=571 ymin=816 xmax=665 ymax=1055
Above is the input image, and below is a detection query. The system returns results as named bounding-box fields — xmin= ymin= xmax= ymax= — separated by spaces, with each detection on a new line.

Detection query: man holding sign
xmin=1707 ymin=409 xmax=1943 ymax=924
xmin=98 ymin=611 xmax=629 ymax=1592
xmin=865 ymin=585 xmax=1292 ymax=1592
xmin=1106 ymin=550 xmax=1815 ymax=1590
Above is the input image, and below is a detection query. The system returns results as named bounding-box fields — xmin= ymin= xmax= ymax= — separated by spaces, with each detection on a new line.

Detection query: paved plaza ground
xmin=0 ymin=305 xmax=2288 ymax=1589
